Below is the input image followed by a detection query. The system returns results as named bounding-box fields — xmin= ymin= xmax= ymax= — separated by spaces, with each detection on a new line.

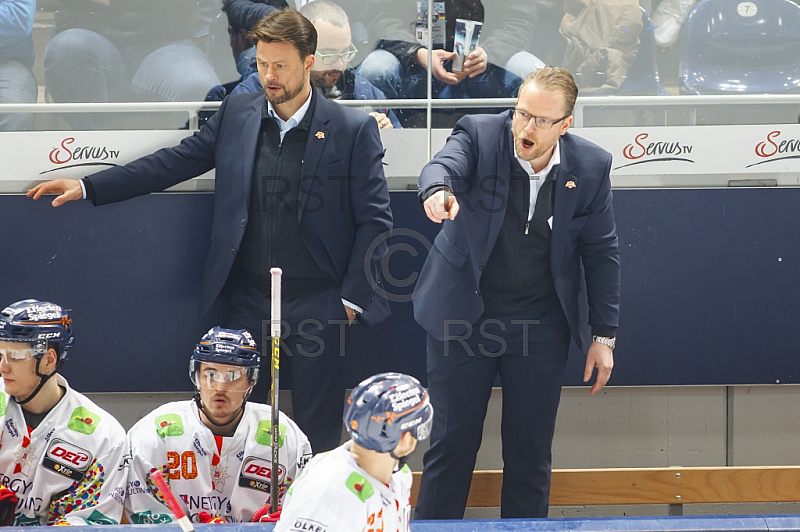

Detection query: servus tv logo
xmin=41 ymin=137 xmax=121 ymax=175
xmin=614 ymin=133 xmax=695 ymax=170
xmin=748 ymin=130 xmax=800 ymax=168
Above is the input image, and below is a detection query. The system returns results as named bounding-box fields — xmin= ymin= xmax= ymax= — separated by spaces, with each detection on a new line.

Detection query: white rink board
xmin=5 ymin=125 xmax=800 ymax=193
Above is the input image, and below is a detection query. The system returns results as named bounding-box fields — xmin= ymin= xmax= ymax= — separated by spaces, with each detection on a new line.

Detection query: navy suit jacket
xmin=413 ymin=110 xmax=620 ymax=353
xmin=87 ymin=90 xmax=393 ymax=323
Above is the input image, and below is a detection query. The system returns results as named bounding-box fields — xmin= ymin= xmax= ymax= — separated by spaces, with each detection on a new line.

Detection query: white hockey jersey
xmin=276 ymin=442 xmax=412 ymax=532
xmin=0 ymin=375 xmax=129 ymax=526
xmin=125 ymin=400 xmax=312 ymax=524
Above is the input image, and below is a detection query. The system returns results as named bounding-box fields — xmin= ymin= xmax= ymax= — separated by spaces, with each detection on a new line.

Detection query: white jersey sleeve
xmin=276 ymin=443 xmax=412 ymax=532
xmin=275 ymin=453 xmax=368 ymax=532
xmin=0 ymin=376 xmax=129 ymax=526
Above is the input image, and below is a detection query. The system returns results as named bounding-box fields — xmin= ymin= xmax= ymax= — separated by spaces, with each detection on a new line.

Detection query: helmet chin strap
xmin=389 ymin=450 xmax=410 ymax=473
xmin=193 ymin=387 xmax=253 ymax=429
xmin=16 ymin=358 xmax=60 ymax=406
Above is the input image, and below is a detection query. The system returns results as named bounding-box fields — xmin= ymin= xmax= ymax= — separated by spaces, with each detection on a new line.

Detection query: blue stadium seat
xmin=620 ymin=7 xmax=668 ymax=95
xmin=679 ymin=0 xmax=800 ymax=94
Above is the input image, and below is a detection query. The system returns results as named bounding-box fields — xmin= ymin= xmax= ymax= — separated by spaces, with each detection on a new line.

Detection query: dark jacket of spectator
xmin=51 ymin=0 xmax=217 ymax=63
xmin=364 ymin=0 xmax=537 ymax=71
xmin=223 ymin=0 xmax=289 ymax=31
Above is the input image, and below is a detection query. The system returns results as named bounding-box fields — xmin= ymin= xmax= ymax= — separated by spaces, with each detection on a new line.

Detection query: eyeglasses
xmin=315 ymin=44 xmax=358 ymax=65
xmin=513 ymin=108 xmax=569 ymax=130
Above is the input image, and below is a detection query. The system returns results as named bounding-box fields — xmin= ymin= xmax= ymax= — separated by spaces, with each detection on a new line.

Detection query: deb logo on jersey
xmin=43 ymin=439 xmax=93 ymax=481
xmin=238 ymin=456 xmax=285 ymax=493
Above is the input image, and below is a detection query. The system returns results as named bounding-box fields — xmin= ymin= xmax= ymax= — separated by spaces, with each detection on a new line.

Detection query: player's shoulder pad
xmin=344 ymin=471 xmax=376 ymax=503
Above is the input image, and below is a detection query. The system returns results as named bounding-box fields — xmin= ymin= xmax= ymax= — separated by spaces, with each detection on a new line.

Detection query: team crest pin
xmin=315 ymin=131 xmax=325 ymax=139
xmin=565 ymin=181 xmax=576 ymax=189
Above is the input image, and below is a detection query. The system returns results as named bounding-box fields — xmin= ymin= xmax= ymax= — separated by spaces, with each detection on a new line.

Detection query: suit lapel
xmin=241 ymin=95 xmax=263 ymax=203
xmin=299 ymin=91 xmax=330 ymax=221
xmin=487 ymin=114 xmax=513 ymax=259
xmin=551 ymin=135 xmax=580 ymax=266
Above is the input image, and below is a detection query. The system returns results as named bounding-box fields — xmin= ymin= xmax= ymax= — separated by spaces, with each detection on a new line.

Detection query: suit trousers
xmin=223 ymin=271 xmax=351 ymax=454
xmin=415 ymin=296 xmax=571 ymax=519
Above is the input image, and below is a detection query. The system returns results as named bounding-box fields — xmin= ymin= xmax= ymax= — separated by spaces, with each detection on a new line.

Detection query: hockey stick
xmin=151 ymin=469 xmax=194 ymax=532
xmin=269 ymin=267 xmax=282 ymax=513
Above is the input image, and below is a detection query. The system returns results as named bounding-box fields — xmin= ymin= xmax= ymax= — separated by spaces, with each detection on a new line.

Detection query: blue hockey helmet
xmin=189 ymin=327 xmax=260 ymax=388
xmin=0 ymin=299 xmax=75 ymax=363
xmin=344 ymin=372 xmax=433 ymax=453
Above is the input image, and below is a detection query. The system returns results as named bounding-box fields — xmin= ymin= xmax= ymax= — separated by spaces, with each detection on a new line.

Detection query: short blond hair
xmin=519 ymin=67 xmax=578 ymax=117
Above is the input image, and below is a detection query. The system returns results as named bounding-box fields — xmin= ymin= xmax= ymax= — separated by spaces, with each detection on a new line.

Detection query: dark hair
xmin=519 ymin=66 xmax=579 ymax=117
xmin=248 ymin=9 xmax=317 ymax=59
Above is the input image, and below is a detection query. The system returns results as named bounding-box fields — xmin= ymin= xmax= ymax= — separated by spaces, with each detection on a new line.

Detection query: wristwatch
xmin=592 ymin=335 xmax=616 ymax=350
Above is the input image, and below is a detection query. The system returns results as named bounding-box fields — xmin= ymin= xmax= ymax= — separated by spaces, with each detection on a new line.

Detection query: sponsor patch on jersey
xmin=345 ymin=472 xmax=374 ymax=503
xmin=237 ymin=456 xmax=285 ymax=492
xmin=5 ymin=419 xmax=18 ymax=439
xmin=13 ymin=513 xmax=41 ymax=526
xmin=255 ymin=420 xmax=286 ymax=448
xmin=289 ymin=518 xmax=328 ymax=532
xmin=299 ymin=452 xmax=312 ymax=469
xmin=193 ymin=437 xmax=207 ymax=457
xmin=155 ymin=413 xmax=184 ymax=438
xmin=126 ymin=479 xmax=150 ymax=497
xmin=118 ymin=451 xmax=132 ymax=472
xmin=67 ymin=407 xmax=100 ymax=435
xmin=85 ymin=509 xmax=117 ymax=525
xmin=130 ymin=511 xmax=173 ymax=524
xmin=0 ymin=392 xmax=6 ymax=417
xmin=42 ymin=438 xmax=93 ymax=481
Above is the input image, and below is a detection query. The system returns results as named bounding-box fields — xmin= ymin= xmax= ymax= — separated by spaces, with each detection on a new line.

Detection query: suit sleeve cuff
xmin=419 ymin=185 xmax=451 ymax=204
xmin=341 ymin=299 xmax=363 ymax=315
xmin=591 ymin=327 xmax=617 ymax=338
xmin=81 ymin=177 xmax=96 ymax=203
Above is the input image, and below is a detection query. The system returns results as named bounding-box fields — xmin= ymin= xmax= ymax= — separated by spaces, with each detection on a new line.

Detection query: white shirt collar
xmin=267 ymin=88 xmax=313 ymax=131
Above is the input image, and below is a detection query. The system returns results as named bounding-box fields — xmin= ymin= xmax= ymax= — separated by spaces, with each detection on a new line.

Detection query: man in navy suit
xmin=413 ymin=67 xmax=620 ymax=519
xmin=28 ymin=9 xmax=393 ymax=454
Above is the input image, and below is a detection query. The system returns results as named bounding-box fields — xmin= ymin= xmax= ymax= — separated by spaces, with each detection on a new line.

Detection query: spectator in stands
xmin=43 ymin=0 xmax=222 ymax=125
xmin=0 ymin=299 xmax=128 ymax=525
xmin=126 ymin=327 xmax=311 ymax=523
xmin=230 ymin=0 xmax=400 ymax=129
xmin=356 ymin=0 xmax=543 ymax=123
xmin=651 ymin=0 xmax=697 ymax=48
xmin=544 ymin=0 xmax=643 ymax=94
xmin=0 ymin=0 xmax=37 ymax=130
xmin=222 ymin=0 xmax=289 ymax=82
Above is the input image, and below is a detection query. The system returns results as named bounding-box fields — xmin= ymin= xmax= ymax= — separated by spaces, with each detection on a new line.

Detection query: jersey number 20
xmin=167 ymin=451 xmax=198 ymax=480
